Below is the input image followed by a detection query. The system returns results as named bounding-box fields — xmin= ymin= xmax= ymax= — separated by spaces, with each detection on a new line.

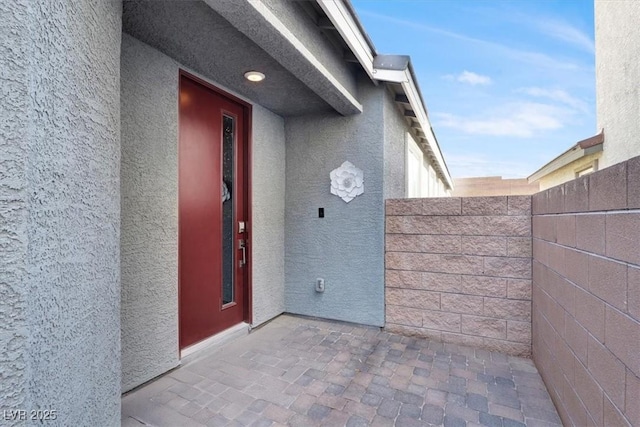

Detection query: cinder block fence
xmin=531 ymin=157 xmax=640 ymax=427
xmin=384 ymin=154 xmax=640 ymax=427
xmin=385 ymin=196 xmax=532 ymax=357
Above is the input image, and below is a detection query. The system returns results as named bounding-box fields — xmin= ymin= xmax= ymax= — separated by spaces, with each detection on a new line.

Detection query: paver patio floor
xmin=122 ymin=314 xmax=562 ymax=427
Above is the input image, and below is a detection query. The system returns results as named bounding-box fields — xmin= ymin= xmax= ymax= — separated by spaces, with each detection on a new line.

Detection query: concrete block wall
xmin=385 ymin=196 xmax=532 ymax=356
xmin=453 ymin=177 xmax=539 ymax=197
xmin=531 ymin=156 xmax=640 ymax=426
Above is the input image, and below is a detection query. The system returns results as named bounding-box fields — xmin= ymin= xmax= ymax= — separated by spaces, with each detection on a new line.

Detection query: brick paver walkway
xmin=122 ymin=315 xmax=561 ymax=426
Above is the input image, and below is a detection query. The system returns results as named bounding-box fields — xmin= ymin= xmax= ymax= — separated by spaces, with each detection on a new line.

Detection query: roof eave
xmin=316 ymin=0 xmax=376 ymax=81
xmin=316 ymin=0 xmax=453 ymax=190
xmin=377 ymin=70 xmax=454 ymax=189
xmin=527 ymin=130 xmax=605 ymax=183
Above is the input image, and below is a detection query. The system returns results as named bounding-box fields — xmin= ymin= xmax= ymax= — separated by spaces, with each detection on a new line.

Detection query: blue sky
xmin=351 ymin=0 xmax=596 ymax=178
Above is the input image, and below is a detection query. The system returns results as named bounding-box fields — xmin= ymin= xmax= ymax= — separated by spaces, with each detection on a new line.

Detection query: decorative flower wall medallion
xmin=330 ymin=161 xmax=364 ymax=203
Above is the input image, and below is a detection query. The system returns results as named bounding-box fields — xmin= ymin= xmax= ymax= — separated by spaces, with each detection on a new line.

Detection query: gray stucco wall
xmin=122 ymin=0 xmax=331 ymax=117
xmin=252 ymin=106 xmax=287 ymax=326
xmin=596 ymin=0 xmax=640 ymax=168
xmin=284 ymin=77 xmax=386 ymax=327
xmin=1 ymin=0 xmax=30 ymax=415
xmin=205 ymin=0 xmax=360 ymax=115
xmin=1 ymin=1 xmax=122 ymax=425
xmin=259 ymin=0 xmax=358 ymax=100
xmin=383 ymin=89 xmax=408 ymax=199
xmin=121 ymin=34 xmax=180 ymax=392
xmin=120 ymin=35 xmax=286 ymax=390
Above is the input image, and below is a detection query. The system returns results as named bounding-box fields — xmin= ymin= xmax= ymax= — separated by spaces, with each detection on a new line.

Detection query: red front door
xmin=178 ymin=72 xmax=249 ymax=349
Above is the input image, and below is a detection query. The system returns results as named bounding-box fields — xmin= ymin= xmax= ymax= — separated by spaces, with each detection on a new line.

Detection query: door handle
xmin=238 ymin=239 xmax=246 ymax=267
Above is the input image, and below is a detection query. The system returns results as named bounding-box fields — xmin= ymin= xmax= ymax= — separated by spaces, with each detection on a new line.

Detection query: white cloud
xmin=536 ymin=20 xmax=594 ymax=53
xmin=516 ymin=87 xmax=589 ymax=113
xmin=434 ymin=102 xmax=572 ymax=138
xmin=445 ymin=154 xmax=533 ymax=178
xmin=485 ymin=10 xmax=595 ymax=54
xmin=444 ymin=71 xmax=492 ymax=86
xmin=358 ymin=10 xmax=583 ymax=70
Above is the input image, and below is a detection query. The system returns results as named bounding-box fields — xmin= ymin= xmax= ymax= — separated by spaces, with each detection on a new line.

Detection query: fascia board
xmin=317 ymin=0 xmax=376 ymax=81
xmin=372 ymin=65 xmax=453 ymax=189
xmin=371 ymin=68 xmax=407 ymax=83
xmin=399 ymin=70 xmax=453 ymax=189
xmin=420 ymin=125 xmax=454 ymax=190
xmin=223 ymin=0 xmax=363 ymax=115
xmin=527 ymin=147 xmax=586 ymax=183
xmin=583 ymin=143 xmax=604 ymax=156
xmin=316 ymin=0 xmax=453 ymax=188
xmin=528 ymin=131 xmax=603 ymax=183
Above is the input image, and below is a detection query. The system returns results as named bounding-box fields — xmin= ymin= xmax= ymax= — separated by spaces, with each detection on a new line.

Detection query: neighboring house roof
xmin=316 ymin=0 xmax=454 ymax=190
xmin=527 ymin=129 xmax=605 ymax=183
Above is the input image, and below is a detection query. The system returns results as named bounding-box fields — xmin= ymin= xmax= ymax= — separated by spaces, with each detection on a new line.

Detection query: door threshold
xmin=180 ymin=322 xmax=249 ymax=360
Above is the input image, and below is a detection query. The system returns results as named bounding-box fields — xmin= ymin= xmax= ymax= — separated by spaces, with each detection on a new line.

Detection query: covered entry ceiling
xmin=123 ymin=0 xmax=334 ymax=117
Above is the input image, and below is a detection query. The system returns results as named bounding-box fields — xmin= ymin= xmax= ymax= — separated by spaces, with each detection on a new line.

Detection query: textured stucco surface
xmin=259 ymin=0 xmax=358 ymax=100
xmin=120 ymin=34 xmax=180 ymax=393
xmin=383 ymin=89 xmax=408 ymax=199
xmin=284 ymin=77 xmax=386 ymax=327
xmin=596 ymin=0 xmax=640 ymax=168
xmin=1 ymin=1 xmax=122 ymax=425
xmin=1 ymin=0 xmax=30 ymax=414
xmin=122 ymin=0 xmax=332 ymax=117
xmin=120 ymin=36 xmax=286 ymax=390
xmin=251 ymin=106 xmax=287 ymax=326
xmin=205 ymin=0 xmax=361 ymax=115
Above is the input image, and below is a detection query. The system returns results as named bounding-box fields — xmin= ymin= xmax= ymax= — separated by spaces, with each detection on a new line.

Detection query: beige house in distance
xmin=528 ymin=0 xmax=640 ymax=190
xmin=527 ymin=130 xmax=604 ymax=191
xmin=452 ymin=176 xmax=539 ymax=197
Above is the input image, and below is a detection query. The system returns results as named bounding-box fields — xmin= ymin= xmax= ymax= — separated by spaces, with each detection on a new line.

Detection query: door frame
xmin=177 ymin=69 xmax=253 ymax=353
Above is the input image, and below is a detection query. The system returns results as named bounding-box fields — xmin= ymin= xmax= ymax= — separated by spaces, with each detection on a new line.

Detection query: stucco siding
xmin=122 ymin=0 xmax=332 ymax=117
xmin=1 ymin=0 xmax=30 ymax=415
xmin=120 ymin=35 xmax=286 ymax=390
xmin=121 ymin=34 xmax=180 ymax=393
xmin=284 ymin=78 xmax=386 ymax=327
xmin=251 ymin=106 xmax=287 ymax=326
xmin=201 ymin=0 xmax=361 ymax=115
xmin=259 ymin=0 xmax=358 ymax=101
xmin=383 ymin=89 xmax=407 ymax=199
xmin=596 ymin=0 xmax=640 ymax=167
xmin=0 ymin=1 xmax=122 ymax=425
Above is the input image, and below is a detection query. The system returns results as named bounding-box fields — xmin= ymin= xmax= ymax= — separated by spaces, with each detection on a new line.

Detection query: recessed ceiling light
xmin=244 ymin=71 xmax=265 ymax=82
